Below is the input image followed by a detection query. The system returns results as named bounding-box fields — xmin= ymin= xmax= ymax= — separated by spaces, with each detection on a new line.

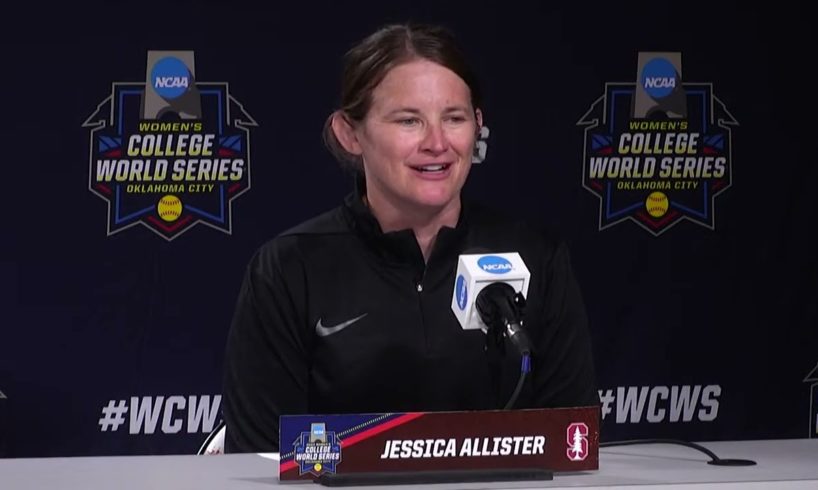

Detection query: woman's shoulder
xmin=249 ymin=204 xmax=352 ymax=269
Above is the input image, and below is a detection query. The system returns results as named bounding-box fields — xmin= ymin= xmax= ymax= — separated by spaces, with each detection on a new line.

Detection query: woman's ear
xmin=475 ymin=108 xmax=484 ymax=132
xmin=330 ymin=111 xmax=363 ymax=156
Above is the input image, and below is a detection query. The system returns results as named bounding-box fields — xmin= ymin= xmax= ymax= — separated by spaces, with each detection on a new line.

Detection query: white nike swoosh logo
xmin=315 ymin=313 xmax=368 ymax=337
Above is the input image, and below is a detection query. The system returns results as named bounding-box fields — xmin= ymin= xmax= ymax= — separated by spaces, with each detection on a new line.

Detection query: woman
xmin=222 ymin=23 xmax=597 ymax=453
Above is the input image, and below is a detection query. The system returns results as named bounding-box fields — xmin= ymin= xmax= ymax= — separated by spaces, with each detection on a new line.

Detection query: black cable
xmin=476 ymin=283 xmax=534 ymax=411
xmin=600 ymin=439 xmax=756 ymax=466
xmin=504 ymin=354 xmax=531 ymax=410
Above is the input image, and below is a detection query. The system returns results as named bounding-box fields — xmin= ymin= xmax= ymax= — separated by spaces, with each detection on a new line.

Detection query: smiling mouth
xmin=412 ymin=164 xmax=452 ymax=173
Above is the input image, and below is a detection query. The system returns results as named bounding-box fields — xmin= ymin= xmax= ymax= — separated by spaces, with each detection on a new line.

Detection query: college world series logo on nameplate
xmin=84 ymin=51 xmax=257 ymax=240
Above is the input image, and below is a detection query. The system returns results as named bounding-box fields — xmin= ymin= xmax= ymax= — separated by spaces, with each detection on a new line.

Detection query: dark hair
xmin=323 ymin=23 xmax=483 ymax=172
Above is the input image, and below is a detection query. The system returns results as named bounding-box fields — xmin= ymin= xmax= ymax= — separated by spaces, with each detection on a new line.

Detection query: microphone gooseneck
xmin=475 ymin=282 xmax=533 ymax=409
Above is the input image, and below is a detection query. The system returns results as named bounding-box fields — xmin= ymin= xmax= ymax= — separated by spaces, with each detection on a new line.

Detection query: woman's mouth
xmin=411 ymin=163 xmax=452 ymax=174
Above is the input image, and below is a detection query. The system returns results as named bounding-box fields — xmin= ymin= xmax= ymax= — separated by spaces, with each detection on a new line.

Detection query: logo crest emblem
xmin=578 ymin=52 xmax=737 ymax=235
xmin=84 ymin=50 xmax=257 ymax=240
xmin=293 ymin=423 xmax=343 ymax=476
xmin=566 ymin=422 xmax=589 ymax=461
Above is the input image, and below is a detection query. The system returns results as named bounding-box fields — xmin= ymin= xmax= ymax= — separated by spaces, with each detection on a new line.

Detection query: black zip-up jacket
xmin=223 ymin=190 xmax=598 ymax=452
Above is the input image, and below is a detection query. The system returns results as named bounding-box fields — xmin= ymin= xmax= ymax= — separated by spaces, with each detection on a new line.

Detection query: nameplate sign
xmin=279 ymin=406 xmax=598 ymax=481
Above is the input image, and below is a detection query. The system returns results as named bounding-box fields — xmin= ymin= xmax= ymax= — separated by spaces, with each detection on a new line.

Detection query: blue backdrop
xmin=2 ymin=2 xmax=816 ymax=456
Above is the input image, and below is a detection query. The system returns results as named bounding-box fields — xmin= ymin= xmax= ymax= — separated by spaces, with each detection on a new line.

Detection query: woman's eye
xmin=397 ymin=118 xmax=420 ymax=126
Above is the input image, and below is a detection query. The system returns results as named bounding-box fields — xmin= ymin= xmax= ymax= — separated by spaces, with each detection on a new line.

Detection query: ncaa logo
xmin=477 ymin=255 xmax=512 ymax=274
xmin=151 ymin=56 xmax=191 ymax=99
xmin=455 ymin=275 xmax=468 ymax=310
xmin=310 ymin=423 xmax=326 ymax=443
xmin=641 ymin=57 xmax=677 ymax=99
xmin=566 ymin=422 xmax=589 ymax=461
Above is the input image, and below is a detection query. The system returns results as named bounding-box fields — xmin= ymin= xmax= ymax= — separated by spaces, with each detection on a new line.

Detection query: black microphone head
xmin=476 ymin=283 xmax=532 ymax=356
xmin=475 ymin=283 xmax=518 ymax=330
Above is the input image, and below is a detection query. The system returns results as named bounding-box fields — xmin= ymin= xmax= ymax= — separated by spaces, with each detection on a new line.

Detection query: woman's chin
xmin=408 ymin=190 xmax=459 ymax=210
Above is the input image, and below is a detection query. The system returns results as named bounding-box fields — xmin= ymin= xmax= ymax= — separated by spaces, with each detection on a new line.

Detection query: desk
xmin=1 ymin=439 xmax=816 ymax=489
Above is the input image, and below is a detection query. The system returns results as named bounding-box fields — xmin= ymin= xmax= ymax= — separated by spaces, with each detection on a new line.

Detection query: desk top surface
xmin=1 ymin=438 xmax=816 ymax=490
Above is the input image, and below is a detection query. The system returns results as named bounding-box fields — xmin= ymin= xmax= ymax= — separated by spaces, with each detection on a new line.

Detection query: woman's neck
xmin=364 ymin=193 xmax=460 ymax=262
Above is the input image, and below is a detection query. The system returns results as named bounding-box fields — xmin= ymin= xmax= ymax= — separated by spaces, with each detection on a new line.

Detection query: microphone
xmin=475 ymin=283 xmax=532 ymax=356
xmin=450 ymin=252 xmax=533 ymax=409
xmin=450 ymin=252 xmax=531 ymax=333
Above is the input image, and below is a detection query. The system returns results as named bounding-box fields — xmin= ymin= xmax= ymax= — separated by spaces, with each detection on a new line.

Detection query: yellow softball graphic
xmin=314 ymin=463 xmax=322 ymax=472
xmin=645 ymin=191 xmax=669 ymax=218
xmin=157 ymin=194 xmax=183 ymax=222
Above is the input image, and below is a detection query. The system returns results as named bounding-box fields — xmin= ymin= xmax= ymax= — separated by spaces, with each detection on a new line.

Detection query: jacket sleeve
xmin=222 ymin=243 xmax=310 ymax=453
xmin=530 ymin=241 xmax=599 ymax=408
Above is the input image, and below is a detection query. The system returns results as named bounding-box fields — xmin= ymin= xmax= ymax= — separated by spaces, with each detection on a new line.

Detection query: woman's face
xmin=353 ymin=59 xmax=482 ymax=214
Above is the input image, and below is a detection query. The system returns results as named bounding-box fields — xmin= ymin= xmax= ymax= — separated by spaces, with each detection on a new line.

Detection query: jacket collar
xmin=341 ymin=174 xmax=469 ymax=268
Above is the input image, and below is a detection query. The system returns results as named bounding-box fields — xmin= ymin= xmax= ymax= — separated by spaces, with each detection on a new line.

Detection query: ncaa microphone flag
xmin=451 ymin=252 xmax=531 ymax=331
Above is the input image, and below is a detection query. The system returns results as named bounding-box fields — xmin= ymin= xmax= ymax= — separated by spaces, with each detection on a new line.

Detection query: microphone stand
xmin=475 ymin=282 xmax=533 ymax=410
